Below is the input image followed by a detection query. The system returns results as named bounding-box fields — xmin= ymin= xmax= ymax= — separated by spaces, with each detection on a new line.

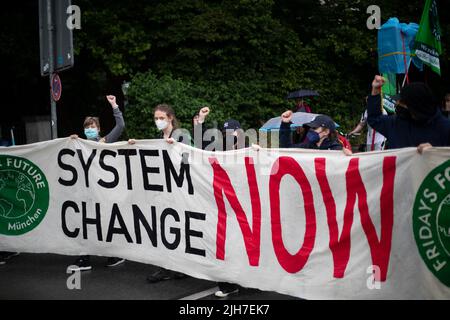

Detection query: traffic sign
xmin=39 ymin=0 xmax=74 ymax=76
xmin=51 ymin=73 xmax=62 ymax=102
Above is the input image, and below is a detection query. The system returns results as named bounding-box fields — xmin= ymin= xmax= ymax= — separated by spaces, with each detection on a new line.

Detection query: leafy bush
xmin=124 ymin=71 xmax=293 ymax=139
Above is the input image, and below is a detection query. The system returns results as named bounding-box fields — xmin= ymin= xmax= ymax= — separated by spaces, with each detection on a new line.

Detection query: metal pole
xmin=47 ymin=0 xmax=58 ymax=139
xmin=10 ymin=127 xmax=15 ymax=146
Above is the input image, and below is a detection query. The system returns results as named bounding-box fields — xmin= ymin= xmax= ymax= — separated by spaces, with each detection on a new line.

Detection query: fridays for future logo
xmin=413 ymin=160 xmax=450 ymax=287
xmin=0 ymin=155 xmax=49 ymax=236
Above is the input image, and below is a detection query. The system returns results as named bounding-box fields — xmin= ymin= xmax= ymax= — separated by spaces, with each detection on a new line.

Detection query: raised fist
xmin=198 ymin=106 xmax=210 ymax=123
xmin=106 ymin=95 xmax=118 ymax=108
xmin=281 ymin=110 xmax=293 ymax=123
xmin=371 ymin=75 xmax=385 ymax=95
xmin=199 ymin=106 xmax=210 ymax=116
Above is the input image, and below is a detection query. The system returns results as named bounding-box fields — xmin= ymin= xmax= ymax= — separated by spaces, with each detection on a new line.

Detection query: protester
xmin=68 ymin=95 xmax=126 ymax=272
xmin=221 ymin=119 xmax=247 ymax=151
xmin=213 ymin=118 xmax=246 ymax=298
xmin=295 ymin=99 xmax=312 ymax=113
xmin=367 ymin=76 xmax=450 ymax=152
xmin=349 ymin=97 xmax=387 ymax=151
xmin=292 ymin=126 xmax=307 ymax=145
xmin=191 ymin=106 xmax=212 ymax=150
xmin=188 ymin=109 xmax=245 ymax=297
xmin=153 ymin=104 xmax=179 ymax=140
xmin=190 ymin=114 xmax=246 ymax=297
xmin=129 ymin=103 xmax=187 ymax=283
xmin=279 ymin=110 xmax=352 ymax=155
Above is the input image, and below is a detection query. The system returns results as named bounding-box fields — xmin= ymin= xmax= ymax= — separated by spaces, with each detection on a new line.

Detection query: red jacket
xmin=338 ymin=134 xmax=352 ymax=150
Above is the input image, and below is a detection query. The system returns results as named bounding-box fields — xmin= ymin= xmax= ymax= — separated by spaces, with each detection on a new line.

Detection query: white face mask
xmin=155 ymin=119 xmax=169 ymax=131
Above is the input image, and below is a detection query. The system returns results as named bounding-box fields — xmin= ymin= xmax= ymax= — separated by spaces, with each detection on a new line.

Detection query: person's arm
xmin=103 ymin=95 xmax=125 ymax=143
xmin=198 ymin=106 xmax=210 ymax=124
xmin=193 ymin=106 xmax=210 ymax=150
xmin=349 ymin=122 xmax=364 ymax=135
xmin=279 ymin=111 xmax=294 ymax=148
xmin=367 ymin=76 xmax=394 ymax=137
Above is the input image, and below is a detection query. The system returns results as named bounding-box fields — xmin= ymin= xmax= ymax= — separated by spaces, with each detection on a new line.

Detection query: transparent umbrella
xmin=259 ymin=112 xmax=339 ymax=132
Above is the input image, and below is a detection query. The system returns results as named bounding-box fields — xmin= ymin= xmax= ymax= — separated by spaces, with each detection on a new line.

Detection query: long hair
xmin=329 ymin=130 xmax=340 ymax=144
xmin=153 ymin=104 xmax=179 ymax=130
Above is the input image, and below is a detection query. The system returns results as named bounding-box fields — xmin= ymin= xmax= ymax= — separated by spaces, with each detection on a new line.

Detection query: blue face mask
xmin=84 ymin=128 xmax=99 ymax=140
xmin=306 ymin=130 xmax=320 ymax=143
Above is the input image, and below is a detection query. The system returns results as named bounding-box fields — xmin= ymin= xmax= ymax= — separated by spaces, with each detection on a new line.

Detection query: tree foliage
xmin=71 ymin=0 xmax=450 ymax=136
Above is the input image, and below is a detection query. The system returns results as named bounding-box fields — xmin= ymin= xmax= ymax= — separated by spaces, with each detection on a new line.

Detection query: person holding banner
xmin=279 ymin=111 xmax=352 ymax=155
xmin=349 ymin=96 xmax=387 ymax=152
xmin=128 ymin=103 xmax=188 ymax=283
xmin=68 ymin=95 xmax=126 ymax=272
xmin=130 ymin=103 xmax=189 ymax=146
xmin=368 ymin=75 xmax=450 ymax=151
xmin=189 ymin=114 xmax=245 ymax=296
xmin=214 ymin=119 xmax=246 ymax=298
xmin=153 ymin=104 xmax=179 ymax=140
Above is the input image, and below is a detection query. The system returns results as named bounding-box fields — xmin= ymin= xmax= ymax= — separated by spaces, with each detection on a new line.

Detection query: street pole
xmin=47 ymin=0 xmax=58 ymax=139
xmin=10 ymin=127 xmax=15 ymax=146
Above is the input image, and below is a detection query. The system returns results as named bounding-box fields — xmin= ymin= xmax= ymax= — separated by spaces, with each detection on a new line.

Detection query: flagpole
xmin=401 ymin=32 xmax=410 ymax=87
xmin=401 ymin=58 xmax=412 ymax=88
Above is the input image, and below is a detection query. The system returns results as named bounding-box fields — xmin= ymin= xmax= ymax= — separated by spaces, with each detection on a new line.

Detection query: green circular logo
xmin=413 ymin=160 xmax=450 ymax=287
xmin=0 ymin=155 xmax=49 ymax=236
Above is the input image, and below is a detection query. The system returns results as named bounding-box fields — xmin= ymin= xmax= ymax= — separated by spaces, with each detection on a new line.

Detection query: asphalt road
xmin=0 ymin=253 xmax=299 ymax=300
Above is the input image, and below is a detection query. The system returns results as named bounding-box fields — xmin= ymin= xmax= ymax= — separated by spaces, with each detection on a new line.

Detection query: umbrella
xmin=259 ymin=112 xmax=339 ymax=132
xmin=286 ymin=89 xmax=319 ymax=100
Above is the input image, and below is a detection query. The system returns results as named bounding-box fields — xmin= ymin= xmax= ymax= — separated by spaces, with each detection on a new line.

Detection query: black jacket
xmin=279 ymin=122 xmax=343 ymax=150
xmin=367 ymin=94 xmax=450 ymax=149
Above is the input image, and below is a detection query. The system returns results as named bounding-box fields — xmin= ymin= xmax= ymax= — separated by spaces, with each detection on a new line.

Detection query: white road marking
xmin=178 ymin=286 xmax=219 ymax=300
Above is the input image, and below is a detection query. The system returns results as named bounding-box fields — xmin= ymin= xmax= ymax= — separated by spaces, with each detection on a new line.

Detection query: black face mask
xmin=397 ymin=105 xmax=434 ymax=124
xmin=409 ymin=110 xmax=435 ymax=124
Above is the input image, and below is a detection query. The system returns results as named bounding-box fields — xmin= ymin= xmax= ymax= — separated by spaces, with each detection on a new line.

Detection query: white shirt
xmin=361 ymin=109 xmax=387 ymax=150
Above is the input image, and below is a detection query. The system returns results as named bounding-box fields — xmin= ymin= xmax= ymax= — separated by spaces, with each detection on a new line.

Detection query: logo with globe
xmin=413 ymin=160 xmax=450 ymax=287
xmin=0 ymin=155 xmax=49 ymax=236
xmin=437 ymin=194 xmax=450 ymax=257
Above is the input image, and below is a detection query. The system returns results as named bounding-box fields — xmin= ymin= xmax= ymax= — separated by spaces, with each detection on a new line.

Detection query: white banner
xmin=0 ymin=138 xmax=449 ymax=299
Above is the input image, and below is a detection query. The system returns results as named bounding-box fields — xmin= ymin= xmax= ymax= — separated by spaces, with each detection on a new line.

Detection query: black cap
xmin=304 ymin=115 xmax=336 ymax=132
xmin=222 ymin=119 xmax=241 ymax=131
